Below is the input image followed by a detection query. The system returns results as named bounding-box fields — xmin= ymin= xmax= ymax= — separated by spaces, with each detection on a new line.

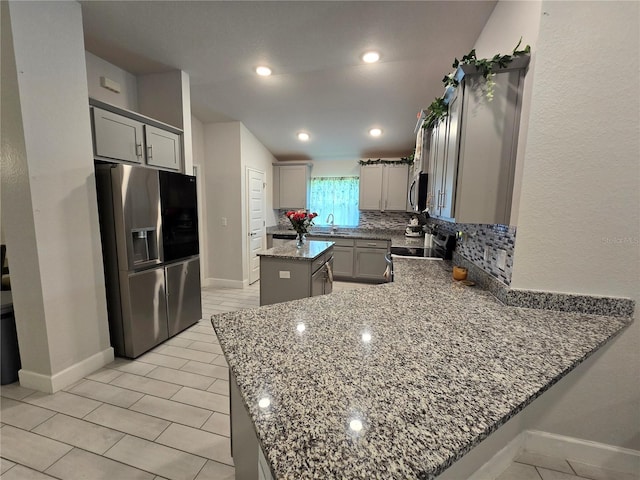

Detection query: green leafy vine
xmin=359 ymin=155 xmax=414 ymax=166
xmin=424 ymin=38 xmax=531 ymax=130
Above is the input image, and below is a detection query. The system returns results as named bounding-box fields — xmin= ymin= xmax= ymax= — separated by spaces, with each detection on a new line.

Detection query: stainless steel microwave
xmin=408 ymin=172 xmax=428 ymax=212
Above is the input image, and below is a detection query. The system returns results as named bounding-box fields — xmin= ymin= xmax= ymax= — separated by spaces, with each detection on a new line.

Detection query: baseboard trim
xmin=467 ymin=430 xmax=640 ymax=479
xmin=18 ymin=347 xmax=114 ymax=393
xmin=206 ymin=278 xmax=246 ymax=289
xmin=467 ymin=432 xmax=525 ymax=480
xmin=523 ymin=430 xmax=640 ymax=476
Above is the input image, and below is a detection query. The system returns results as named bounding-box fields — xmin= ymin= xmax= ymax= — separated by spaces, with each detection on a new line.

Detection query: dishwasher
xmin=272 ymin=232 xmax=297 ymax=247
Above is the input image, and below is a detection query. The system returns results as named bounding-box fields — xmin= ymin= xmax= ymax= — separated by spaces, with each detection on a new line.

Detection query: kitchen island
xmin=212 ymin=258 xmax=632 ymax=479
xmin=258 ymin=240 xmax=334 ymax=306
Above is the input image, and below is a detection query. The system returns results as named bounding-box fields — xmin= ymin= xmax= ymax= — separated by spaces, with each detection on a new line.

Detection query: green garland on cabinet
xmin=358 ymin=155 xmax=414 ymax=166
xmin=423 ymin=38 xmax=531 ymax=130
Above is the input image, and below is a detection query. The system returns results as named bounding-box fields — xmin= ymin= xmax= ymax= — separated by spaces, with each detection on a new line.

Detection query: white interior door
xmin=247 ymin=168 xmax=266 ymax=284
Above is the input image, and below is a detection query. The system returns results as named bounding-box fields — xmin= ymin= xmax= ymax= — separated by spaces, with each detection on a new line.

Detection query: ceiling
xmin=80 ymin=1 xmax=497 ymax=161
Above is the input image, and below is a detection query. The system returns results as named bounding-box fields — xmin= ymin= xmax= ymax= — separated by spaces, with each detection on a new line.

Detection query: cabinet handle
xmin=367 ymin=242 xmax=377 ymax=246
xmin=385 ymin=199 xmax=388 ymax=210
xmin=136 ymin=143 xmax=142 ymax=157
xmin=147 ymin=145 xmax=153 ymax=159
xmin=441 ymin=189 xmax=446 ymax=208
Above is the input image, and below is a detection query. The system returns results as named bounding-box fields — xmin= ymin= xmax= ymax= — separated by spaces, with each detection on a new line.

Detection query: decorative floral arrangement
xmin=423 ymin=38 xmax=531 ymax=130
xmin=285 ymin=210 xmax=318 ymax=235
xmin=359 ymin=155 xmax=414 ymax=166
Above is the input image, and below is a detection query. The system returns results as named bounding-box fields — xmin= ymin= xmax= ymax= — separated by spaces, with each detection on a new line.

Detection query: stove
xmin=390 ymin=246 xmax=443 ymax=259
xmin=390 ymin=232 xmax=456 ymax=260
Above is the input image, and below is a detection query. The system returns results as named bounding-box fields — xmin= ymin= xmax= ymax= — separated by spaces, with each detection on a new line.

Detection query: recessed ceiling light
xmin=297 ymin=132 xmax=310 ymax=142
xmin=369 ymin=128 xmax=382 ymax=137
xmin=362 ymin=51 xmax=380 ymax=63
xmin=256 ymin=66 xmax=272 ymax=76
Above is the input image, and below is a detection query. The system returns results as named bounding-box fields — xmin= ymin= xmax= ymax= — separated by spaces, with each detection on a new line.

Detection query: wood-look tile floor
xmin=2 ymin=281 xmax=632 ymax=480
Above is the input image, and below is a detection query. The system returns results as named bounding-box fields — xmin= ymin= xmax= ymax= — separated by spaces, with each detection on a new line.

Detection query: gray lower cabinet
xmin=354 ymin=239 xmax=389 ymax=282
xmin=307 ymin=236 xmax=389 ymax=283
xmin=260 ymin=247 xmax=333 ymax=306
xmin=307 ymin=236 xmax=354 ymax=278
xmin=165 ymin=257 xmax=202 ymax=337
xmin=332 ymin=246 xmax=355 ymax=278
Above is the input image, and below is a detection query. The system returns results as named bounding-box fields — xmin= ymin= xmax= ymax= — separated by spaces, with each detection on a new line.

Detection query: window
xmin=309 ymin=177 xmax=359 ymax=227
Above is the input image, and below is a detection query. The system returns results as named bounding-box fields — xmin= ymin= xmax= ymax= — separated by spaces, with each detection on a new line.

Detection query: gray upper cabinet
xmin=426 ymin=56 xmax=529 ymax=225
xmin=91 ymin=102 xmax=183 ymax=172
xmin=145 ymin=125 xmax=181 ymax=170
xmin=359 ymin=163 xmax=409 ymax=211
xmin=93 ymin=107 xmax=145 ymax=164
xmin=272 ymin=163 xmax=311 ymax=209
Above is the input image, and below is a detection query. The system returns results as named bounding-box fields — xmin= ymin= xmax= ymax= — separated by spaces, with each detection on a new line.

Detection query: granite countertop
xmin=258 ymin=240 xmax=334 ymax=261
xmin=212 ymin=259 xmax=631 ymax=479
xmin=267 ymin=226 xmax=426 ymax=248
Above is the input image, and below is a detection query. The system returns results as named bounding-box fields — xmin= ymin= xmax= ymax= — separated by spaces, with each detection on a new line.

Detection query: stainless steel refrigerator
xmin=95 ymin=163 xmax=202 ymax=358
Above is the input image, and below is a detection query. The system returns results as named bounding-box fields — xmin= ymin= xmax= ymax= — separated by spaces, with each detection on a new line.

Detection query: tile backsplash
xmin=276 ymin=209 xmax=412 ymax=230
xmin=427 ymin=218 xmax=516 ymax=286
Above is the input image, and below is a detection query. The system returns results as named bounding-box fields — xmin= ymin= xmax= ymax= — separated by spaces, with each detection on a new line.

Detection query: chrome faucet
xmin=326 ymin=213 xmax=336 ymax=232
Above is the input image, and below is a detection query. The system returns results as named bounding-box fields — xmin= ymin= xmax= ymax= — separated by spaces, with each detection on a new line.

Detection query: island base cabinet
xmin=260 ymin=260 xmax=313 ymax=306
xmin=259 ymin=246 xmax=333 ymax=306
xmin=231 ymin=372 xmax=270 ymax=480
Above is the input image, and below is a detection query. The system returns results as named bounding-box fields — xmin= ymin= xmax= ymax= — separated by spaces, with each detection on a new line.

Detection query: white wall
xmin=472 ymin=1 xmax=542 ymax=226
xmin=191 ymin=115 xmax=208 ymax=282
xmin=239 ymin=123 xmax=279 ymax=280
xmin=85 ymin=51 xmax=138 ymax=110
xmin=309 ymin=158 xmax=360 ymax=178
xmin=203 ymin=122 xmax=244 ymax=285
xmin=240 ymin=123 xmax=278 ymax=227
xmin=3 ymin=1 xmax=113 ymax=392
xmin=510 ymin=0 xmax=639 ymax=449
xmin=138 ymin=70 xmax=193 ymax=173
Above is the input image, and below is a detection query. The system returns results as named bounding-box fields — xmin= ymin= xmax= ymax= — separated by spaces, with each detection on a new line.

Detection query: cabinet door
xmin=311 ymin=265 xmax=325 ymax=297
xmin=93 ymin=107 xmax=144 ymax=164
xmin=383 ymin=164 xmax=409 ymax=211
xmin=278 ymin=165 xmax=309 ymax=209
xmin=426 ymin=128 xmax=438 ymax=213
xmin=359 ymin=164 xmax=383 ymax=210
xmin=354 ymin=247 xmax=388 ymax=282
xmin=165 ymin=258 xmax=202 ymax=337
xmin=440 ymin=91 xmax=460 ymax=219
xmin=332 ymin=246 xmax=354 ymax=278
xmin=432 ymin=120 xmax=448 ymax=216
xmin=145 ymin=125 xmax=181 ymax=171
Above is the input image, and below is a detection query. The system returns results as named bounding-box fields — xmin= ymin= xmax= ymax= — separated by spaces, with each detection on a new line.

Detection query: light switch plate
xmin=483 ymin=246 xmax=490 ymax=262
xmin=497 ymin=249 xmax=507 ymax=271
xmin=279 ymin=271 xmax=290 ymax=279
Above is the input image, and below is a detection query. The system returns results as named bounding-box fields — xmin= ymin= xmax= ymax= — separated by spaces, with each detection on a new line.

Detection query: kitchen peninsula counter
xmin=212 ymin=258 xmax=632 ymax=479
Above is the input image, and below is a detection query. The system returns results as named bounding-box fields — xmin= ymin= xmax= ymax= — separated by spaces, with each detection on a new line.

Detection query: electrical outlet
xmin=279 ymin=271 xmax=291 ymax=279
xmin=483 ymin=246 xmax=490 ymax=262
xmin=496 ymin=249 xmax=507 ymax=271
